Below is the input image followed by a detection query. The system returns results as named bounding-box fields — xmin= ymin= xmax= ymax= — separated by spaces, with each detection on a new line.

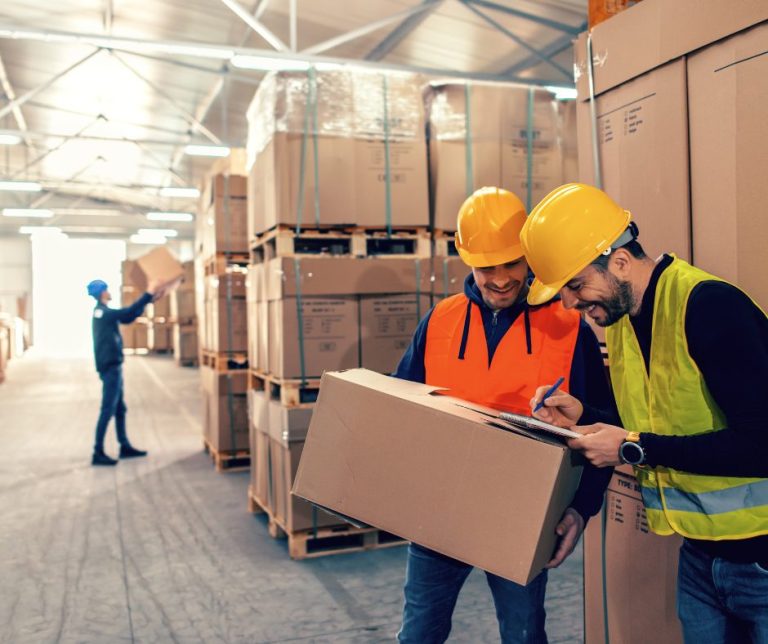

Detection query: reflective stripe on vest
xmin=606 ymin=256 xmax=768 ymax=540
xmin=425 ymin=294 xmax=580 ymax=414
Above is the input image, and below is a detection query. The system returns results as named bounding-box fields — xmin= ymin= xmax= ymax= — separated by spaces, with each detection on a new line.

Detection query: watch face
xmin=620 ymin=441 xmax=644 ymax=465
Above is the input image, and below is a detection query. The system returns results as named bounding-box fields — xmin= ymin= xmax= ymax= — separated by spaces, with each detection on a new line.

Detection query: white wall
xmin=0 ymin=235 xmax=33 ymax=321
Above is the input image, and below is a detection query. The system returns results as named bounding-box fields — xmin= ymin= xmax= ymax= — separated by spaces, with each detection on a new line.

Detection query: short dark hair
xmin=591 ymin=239 xmax=647 ymax=271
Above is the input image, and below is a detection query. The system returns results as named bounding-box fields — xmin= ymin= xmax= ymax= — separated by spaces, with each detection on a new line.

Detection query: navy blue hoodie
xmin=92 ymin=292 xmax=152 ymax=373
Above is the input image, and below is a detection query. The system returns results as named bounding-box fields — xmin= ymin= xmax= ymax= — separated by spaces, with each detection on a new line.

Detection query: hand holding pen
xmin=530 ymin=377 xmax=584 ymax=428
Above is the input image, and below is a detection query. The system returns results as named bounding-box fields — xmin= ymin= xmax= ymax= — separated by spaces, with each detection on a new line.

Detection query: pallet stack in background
xmin=171 ymin=260 xmax=198 ymax=367
xmin=196 ymin=151 xmax=252 ymax=472
xmin=573 ymin=3 xmax=768 ymax=642
xmin=119 ymin=260 xmax=150 ymax=355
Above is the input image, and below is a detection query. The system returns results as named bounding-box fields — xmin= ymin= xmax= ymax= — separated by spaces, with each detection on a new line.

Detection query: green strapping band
xmin=526 ymin=86 xmax=535 ymax=213
xmin=464 ymin=82 xmax=474 ymax=198
xmin=296 ymin=67 xmax=320 ymax=234
xmin=382 ymin=74 xmax=393 ymax=237
xmin=310 ymin=68 xmax=320 ymax=227
xmin=294 ymin=257 xmax=307 ymax=386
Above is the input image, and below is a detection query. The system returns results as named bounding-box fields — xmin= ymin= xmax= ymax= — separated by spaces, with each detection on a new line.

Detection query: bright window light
xmin=230 ymin=55 xmax=310 ymax=71
xmin=137 ymin=228 xmax=178 ymax=237
xmin=146 ymin=211 xmax=194 ymax=222
xmin=546 ymin=86 xmax=578 ymax=100
xmin=183 ymin=144 xmax=230 ymax=157
xmin=19 ymin=225 xmax=63 ymax=234
xmin=0 ymin=180 xmax=43 ymax=192
xmin=0 ymin=133 xmax=22 ymax=145
xmin=129 ymin=233 xmax=167 ymax=245
xmin=3 ymin=208 xmax=54 ymax=218
xmin=159 ymin=186 xmax=200 ymax=198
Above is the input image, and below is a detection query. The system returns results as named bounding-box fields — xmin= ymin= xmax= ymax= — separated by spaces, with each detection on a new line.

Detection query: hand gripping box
xmin=293 ymin=369 xmax=584 ymax=585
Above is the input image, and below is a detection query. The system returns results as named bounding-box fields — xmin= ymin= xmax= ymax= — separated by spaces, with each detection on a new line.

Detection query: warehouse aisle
xmin=0 ymin=355 xmax=584 ymax=644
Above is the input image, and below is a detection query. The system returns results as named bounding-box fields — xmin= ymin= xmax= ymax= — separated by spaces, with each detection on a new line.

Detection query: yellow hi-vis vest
xmin=606 ymin=256 xmax=768 ymax=540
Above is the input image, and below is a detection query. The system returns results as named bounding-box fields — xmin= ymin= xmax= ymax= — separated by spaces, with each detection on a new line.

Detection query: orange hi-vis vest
xmin=424 ymin=293 xmax=580 ymax=414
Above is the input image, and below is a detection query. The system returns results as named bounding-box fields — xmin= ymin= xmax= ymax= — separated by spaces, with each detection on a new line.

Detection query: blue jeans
xmin=678 ymin=540 xmax=768 ymax=644
xmin=398 ymin=543 xmax=548 ymax=643
xmin=94 ymin=365 xmax=128 ymax=452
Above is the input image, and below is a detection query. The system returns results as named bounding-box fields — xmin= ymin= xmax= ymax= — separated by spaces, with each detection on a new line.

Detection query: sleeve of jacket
xmin=567 ymin=320 xmax=618 ymax=522
xmin=393 ymin=308 xmax=434 ymax=384
xmin=104 ymin=292 xmax=153 ymax=324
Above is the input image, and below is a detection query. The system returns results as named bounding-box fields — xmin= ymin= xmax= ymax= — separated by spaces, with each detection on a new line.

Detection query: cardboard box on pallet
xmin=204 ymin=270 xmax=248 ymax=354
xmin=248 ymin=389 xmax=271 ymax=507
xmin=688 ymin=22 xmax=768 ymax=310
xmin=431 ymin=256 xmax=467 ymax=302
xmin=148 ymin=294 xmax=171 ymax=320
xmin=584 ymin=465 xmax=682 ymax=644
xmin=264 ymin=257 xmax=430 ymax=379
xmin=134 ymin=319 xmax=150 ymax=350
xmin=201 ymin=366 xmax=249 ymax=452
xmin=120 ymin=324 xmax=135 ymax=350
xmin=121 ymin=286 xmax=139 ymax=307
xmin=246 ymin=264 xmax=267 ymax=372
xmin=149 ymin=322 xmax=172 ymax=352
xmin=173 ymin=323 xmax=198 ymax=364
xmin=425 ymin=81 xmax=563 ymax=233
xmin=246 ymin=69 xmax=429 ymax=238
xmin=121 ymin=260 xmax=138 ymax=287
xmin=171 ymin=289 xmax=197 ymax=323
xmin=294 ymin=369 xmax=584 ymax=585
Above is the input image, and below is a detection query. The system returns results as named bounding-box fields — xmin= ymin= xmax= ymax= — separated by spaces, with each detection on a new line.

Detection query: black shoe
xmin=92 ymin=450 xmax=118 ymax=466
xmin=119 ymin=444 xmax=148 ymax=459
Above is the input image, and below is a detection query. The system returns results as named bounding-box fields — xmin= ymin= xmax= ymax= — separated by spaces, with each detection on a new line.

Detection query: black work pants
xmin=94 ymin=365 xmax=128 ymax=452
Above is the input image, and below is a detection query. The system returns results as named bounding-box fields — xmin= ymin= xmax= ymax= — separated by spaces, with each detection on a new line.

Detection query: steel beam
xmin=117 ymin=49 xmax=262 ymax=85
xmin=462 ymin=1 xmax=572 ymax=80
xmin=0 ymin=55 xmax=36 ymax=150
xmin=466 ymin=0 xmax=581 ymax=35
xmin=217 ymin=0 xmax=288 ymax=51
xmin=0 ymin=49 xmax=101 ymax=121
xmin=502 ymin=26 xmax=583 ymax=78
xmin=303 ymin=3 xmax=438 ymax=56
xmin=365 ymin=0 xmax=442 ymax=61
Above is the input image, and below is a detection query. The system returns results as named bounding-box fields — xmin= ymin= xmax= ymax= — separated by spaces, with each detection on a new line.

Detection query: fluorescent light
xmin=183 ymin=144 xmax=230 ymax=157
xmin=0 ymin=180 xmax=43 ymax=192
xmin=146 ymin=211 xmax=194 ymax=222
xmin=137 ymin=228 xmax=178 ymax=237
xmin=546 ymin=86 xmax=578 ymax=100
xmin=3 ymin=208 xmax=54 ymax=218
xmin=19 ymin=226 xmax=62 ymax=234
xmin=0 ymin=133 xmax=22 ymax=145
xmin=230 ymin=55 xmax=310 ymax=71
xmin=159 ymin=186 xmax=200 ymax=198
xmin=129 ymin=233 xmax=167 ymax=245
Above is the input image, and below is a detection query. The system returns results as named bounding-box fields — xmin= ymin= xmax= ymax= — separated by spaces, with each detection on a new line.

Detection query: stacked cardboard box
xmin=201 ymin=366 xmax=249 ymax=454
xmin=171 ymin=261 xmax=199 ymax=366
xmin=573 ymin=1 xmax=768 ymax=638
xmin=425 ymin=81 xmax=566 ymax=233
xmin=120 ymin=260 xmax=149 ymax=353
xmin=246 ymin=68 xmax=429 ymax=238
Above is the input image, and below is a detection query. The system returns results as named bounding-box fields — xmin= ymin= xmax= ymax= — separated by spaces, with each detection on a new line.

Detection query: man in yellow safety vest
xmin=521 ymin=183 xmax=768 ymax=643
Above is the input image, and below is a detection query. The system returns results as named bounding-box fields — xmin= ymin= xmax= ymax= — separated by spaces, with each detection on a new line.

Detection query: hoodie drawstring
xmin=524 ymin=306 xmax=532 ymax=355
xmin=457 ymin=299 xmax=472 ymax=360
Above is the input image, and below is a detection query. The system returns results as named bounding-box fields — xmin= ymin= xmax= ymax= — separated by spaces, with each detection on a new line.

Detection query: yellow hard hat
xmin=520 ymin=183 xmax=632 ymax=305
xmin=454 ymin=187 xmax=527 ymax=268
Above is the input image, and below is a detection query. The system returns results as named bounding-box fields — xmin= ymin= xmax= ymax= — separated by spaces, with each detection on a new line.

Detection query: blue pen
xmin=533 ymin=376 xmax=565 ymax=413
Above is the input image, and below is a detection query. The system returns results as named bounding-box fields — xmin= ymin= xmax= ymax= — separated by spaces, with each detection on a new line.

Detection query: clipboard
xmin=498 ymin=412 xmax=581 ymax=440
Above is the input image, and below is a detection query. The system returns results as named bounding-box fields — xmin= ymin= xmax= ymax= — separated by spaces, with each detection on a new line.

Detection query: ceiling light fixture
xmin=146 ymin=211 xmax=194 ymax=222
xmin=230 ymin=55 xmax=310 ymax=71
xmin=19 ymin=225 xmax=63 ymax=234
xmin=3 ymin=208 xmax=54 ymax=218
xmin=129 ymin=233 xmax=168 ymax=245
xmin=0 ymin=133 xmax=22 ymax=145
xmin=183 ymin=144 xmax=230 ymax=157
xmin=159 ymin=186 xmax=200 ymax=198
xmin=0 ymin=180 xmax=43 ymax=192
xmin=137 ymin=228 xmax=178 ymax=237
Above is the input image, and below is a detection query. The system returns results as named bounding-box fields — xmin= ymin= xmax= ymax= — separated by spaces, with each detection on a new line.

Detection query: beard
xmin=577 ymin=274 xmax=636 ymax=327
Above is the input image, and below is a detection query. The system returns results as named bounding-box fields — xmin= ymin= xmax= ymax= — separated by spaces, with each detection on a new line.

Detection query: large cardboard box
xmin=173 ymin=323 xmax=198 ymax=363
xmin=688 ymin=22 xmax=768 ymax=310
xmin=426 ymin=81 xmax=563 ymax=232
xmin=121 ymin=285 xmax=140 ymax=307
xmin=171 ymin=289 xmax=196 ymax=323
xmin=584 ymin=465 xmax=682 ymax=644
xmin=148 ymin=294 xmax=171 ymax=320
xmin=149 ymin=322 xmax=172 ymax=352
xmin=294 ymin=369 xmax=584 ymax=585
xmin=246 ymin=264 xmax=267 ymax=372
xmin=204 ymin=271 xmax=248 ymax=353
xmin=431 ymin=256 xmax=467 ymax=302
xmin=246 ymin=69 xmax=429 ymax=236
xmin=120 ymin=323 xmax=135 ymax=350
xmin=180 ymin=260 xmax=195 ymax=290
xmin=248 ymin=389 xmax=271 ymax=506
xmin=129 ymin=247 xmax=184 ymax=294
xmin=134 ymin=320 xmax=149 ymax=350
xmin=121 ymin=260 xmax=138 ymax=287
xmin=202 ymin=367 xmax=249 ymax=452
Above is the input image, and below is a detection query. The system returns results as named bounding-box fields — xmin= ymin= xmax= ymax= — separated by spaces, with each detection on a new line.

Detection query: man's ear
xmin=608 ymin=248 xmax=633 ymax=279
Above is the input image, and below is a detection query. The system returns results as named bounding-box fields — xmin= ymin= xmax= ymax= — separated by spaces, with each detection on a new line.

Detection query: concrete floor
xmin=0 ymin=354 xmax=585 ymax=644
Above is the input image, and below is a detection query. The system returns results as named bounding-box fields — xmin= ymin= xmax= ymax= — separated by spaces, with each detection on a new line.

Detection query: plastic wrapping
xmin=247 ymin=68 xmax=425 ymax=169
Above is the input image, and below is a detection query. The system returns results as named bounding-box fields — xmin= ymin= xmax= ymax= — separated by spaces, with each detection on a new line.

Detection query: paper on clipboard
xmin=498 ymin=412 xmax=581 ymax=440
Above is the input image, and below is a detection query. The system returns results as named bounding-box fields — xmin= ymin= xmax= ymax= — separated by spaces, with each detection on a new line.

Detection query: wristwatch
xmin=619 ymin=431 xmax=647 ymax=466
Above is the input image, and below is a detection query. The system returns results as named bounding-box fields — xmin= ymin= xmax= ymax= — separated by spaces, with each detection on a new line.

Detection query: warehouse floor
xmin=0 ymin=355 xmax=585 ymax=644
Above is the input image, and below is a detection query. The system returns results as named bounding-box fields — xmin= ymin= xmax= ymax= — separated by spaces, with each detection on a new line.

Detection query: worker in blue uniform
xmin=87 ymin=279 xmax=163 ymax=466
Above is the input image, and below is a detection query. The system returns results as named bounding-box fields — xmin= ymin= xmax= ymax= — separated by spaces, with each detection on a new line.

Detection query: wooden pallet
xmin=433 ymin=230 xmax=459 ymax=258
xmin=248 ymin=369 xmax=321 ymax=407
xmin=201 ymin=351 xmax=248 ymax=371
xmin=250 ymin=225 xmax=431 ymax=263
xmin=203 ymin=252 xmax=250 ymax=276
xmin=247 ymin=488 xmax=405 ymax=560
xmin=203 ymin=439 xmax=250 ymax=473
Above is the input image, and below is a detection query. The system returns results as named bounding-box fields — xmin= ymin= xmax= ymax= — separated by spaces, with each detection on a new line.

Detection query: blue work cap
xmin=87 ymin=279 xmax=108 ymax=299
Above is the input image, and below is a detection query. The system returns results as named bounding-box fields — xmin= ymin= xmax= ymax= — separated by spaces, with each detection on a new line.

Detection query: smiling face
xmin=560 ymin=264 xmax=636 ymax=327
xmin=472 ymin=258 xmax=529 ymax=311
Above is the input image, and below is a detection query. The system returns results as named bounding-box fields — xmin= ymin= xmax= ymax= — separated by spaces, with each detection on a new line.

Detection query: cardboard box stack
xmin=120 ymin=259 xmax=149 ymax=353
xmin=196 ymin=152 xmax=252 ymax=464
xmin=171 ymin=260 xmax=199 ymax=367
xmin=573 ymin=1 xmax=768 ymax=638
xmin=148 ymin=292 xmax=172 ymax=353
